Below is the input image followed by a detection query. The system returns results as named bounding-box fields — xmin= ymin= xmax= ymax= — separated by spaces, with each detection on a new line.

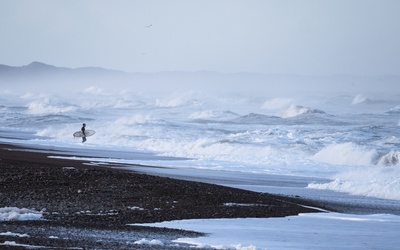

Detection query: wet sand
xmin=0 ymin=143 xmax=322 ymax=249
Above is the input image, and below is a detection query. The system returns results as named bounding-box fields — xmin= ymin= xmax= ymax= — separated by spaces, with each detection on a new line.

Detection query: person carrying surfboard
xmin=81 ymin=123 xmax=86 ymax=143
xmin=73 ymin=125 xmax=95 ymax=140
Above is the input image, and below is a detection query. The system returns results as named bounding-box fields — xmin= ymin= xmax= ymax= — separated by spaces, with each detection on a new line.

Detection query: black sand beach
xmin=0 ymin=143 xmax=323 ymax=249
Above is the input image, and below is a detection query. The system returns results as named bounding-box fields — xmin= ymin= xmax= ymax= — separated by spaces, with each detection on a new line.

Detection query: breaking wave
xmin=351 ymin=94 xmax=383 ymax=105
xmin=189 ymin=110 xmax=239 ymax=121
xmin=27 ymin=98 xmax=79 ymax=115
xmin=308 ymin=165 xmax=400 ymax=200
xmin=387 ymin=106 xmax=400 ymax=114
xmin=309 ymin=144 xmax=400 ymax=200
xmin=313 ymin=143 xmax=400 ymax=167
xmin=377 ymin=151 xmax=400 ymax=166
xmin=2 ymin=88 xmax=400 ymax=201
xmin=352 ymin=94 xmax=371 ymax=105
xmin=280 ymin=105 xmax=325 ymax=118
xmin=312 ymin=142 xmax=377 ymax=167
xmin=232 ymin=113 xmax=279 ymax=124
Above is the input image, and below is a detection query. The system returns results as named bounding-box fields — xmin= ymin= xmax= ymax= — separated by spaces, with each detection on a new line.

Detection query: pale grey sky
xmin=1 ymin=0 xmax=399 ymax=75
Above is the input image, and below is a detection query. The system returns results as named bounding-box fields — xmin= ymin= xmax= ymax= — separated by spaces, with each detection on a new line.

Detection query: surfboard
xmin=73 ymin=130 xmax=95 ymax=138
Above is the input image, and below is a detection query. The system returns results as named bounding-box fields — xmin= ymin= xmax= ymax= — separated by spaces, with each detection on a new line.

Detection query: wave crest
xmin=27 ymin=98 xmax=78 ymax=115
xmin=312 ymin=142 xmax=377 ymax=167
xmin=351 ymin=94 xmax=382 ymax=105
xmin=281 ymin=105 xmax=325 ymax=118
xmin=387 ymin=106 xmax=400 ymax=114
xmin=189 ymin=110 xmax=239 ymax=121
xmin=308 ymin=166 xmax=400 ymax=200
xmin=352 ymin=94 xmax=369 ymax=105
xmin=377 ymin=151 xmax=400 ymax=166
xmin=233 ymin=113 xmax=278 ymax=124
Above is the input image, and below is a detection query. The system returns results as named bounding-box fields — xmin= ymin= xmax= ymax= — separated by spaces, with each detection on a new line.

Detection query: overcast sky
xmin=1 ymin=0 xmax=399 ymax=75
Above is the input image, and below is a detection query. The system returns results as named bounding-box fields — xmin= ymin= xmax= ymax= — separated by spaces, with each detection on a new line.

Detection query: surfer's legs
xmin=82 ymin=137 xmax=86 ymax=143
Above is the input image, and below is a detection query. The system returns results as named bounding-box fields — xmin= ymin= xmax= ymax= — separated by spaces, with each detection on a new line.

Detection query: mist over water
xmin=1 ymin=66 xmax=400 ymax=200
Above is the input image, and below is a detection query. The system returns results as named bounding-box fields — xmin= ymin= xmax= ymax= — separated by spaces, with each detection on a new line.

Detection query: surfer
xmin=73 ymin=124 xmax=95 ymax=140
xmin=81 ymin=123 xmax=86 ymax=143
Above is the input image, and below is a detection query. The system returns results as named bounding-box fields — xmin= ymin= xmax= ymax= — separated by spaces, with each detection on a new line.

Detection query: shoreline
xmin=0 ymin=143 xmax=323 ymax=249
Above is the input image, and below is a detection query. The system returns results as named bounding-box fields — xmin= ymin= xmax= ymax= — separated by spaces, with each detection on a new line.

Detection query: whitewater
xmin=2 ymin=80 xmax=400 ymax=249
xmin=1 ymin=85 xmax=399 ymax=201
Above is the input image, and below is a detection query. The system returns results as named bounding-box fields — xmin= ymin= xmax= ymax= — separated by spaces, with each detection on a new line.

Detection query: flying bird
xmin=145 ymin=24 xmax=153 ymax=28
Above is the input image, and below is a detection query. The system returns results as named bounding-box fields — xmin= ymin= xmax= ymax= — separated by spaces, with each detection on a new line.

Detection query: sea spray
xmin=308 ymin=166 xmax=400 ymax=200
xmin=312 ymin=142 xmax=378 ymax=167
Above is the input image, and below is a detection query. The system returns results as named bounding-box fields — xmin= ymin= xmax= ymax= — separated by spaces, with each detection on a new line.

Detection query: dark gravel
xmin=0 ymin=144 xmax=323 ymax=249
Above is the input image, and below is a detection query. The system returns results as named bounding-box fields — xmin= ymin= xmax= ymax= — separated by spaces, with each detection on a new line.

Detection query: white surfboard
xmin=73 ymin=130 xmax=95 ymax=138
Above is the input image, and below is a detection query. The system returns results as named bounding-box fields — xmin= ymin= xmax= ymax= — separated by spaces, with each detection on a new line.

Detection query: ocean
xmin=1 ymin=82 xmax=399 ymax=202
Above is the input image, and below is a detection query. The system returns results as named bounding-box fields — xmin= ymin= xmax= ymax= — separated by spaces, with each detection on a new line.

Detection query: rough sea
xmin=1 ymin=81 xmax=400 ymax=202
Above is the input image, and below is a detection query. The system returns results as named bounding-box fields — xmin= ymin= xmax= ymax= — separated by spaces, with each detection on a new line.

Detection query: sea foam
xmin=0 ymin=207 xmax=43 ymax=221
xmin=308 ymin=166 xmax=400 ymax=200
xmin=2 ymin=87 xmax=400 ymax=201
xmin=27 ymin=98 xmax=78 ymax=115
xmin=312 ymin=142 xmax=377 ymax=167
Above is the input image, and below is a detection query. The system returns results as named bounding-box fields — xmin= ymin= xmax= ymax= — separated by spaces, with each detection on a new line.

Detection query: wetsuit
xmin=81 ymin=126 xmax=86 ymax=142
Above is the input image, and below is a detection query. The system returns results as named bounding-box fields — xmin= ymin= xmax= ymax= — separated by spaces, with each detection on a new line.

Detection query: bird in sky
xmin=145 ymin=24 xmax=153 ymax=28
